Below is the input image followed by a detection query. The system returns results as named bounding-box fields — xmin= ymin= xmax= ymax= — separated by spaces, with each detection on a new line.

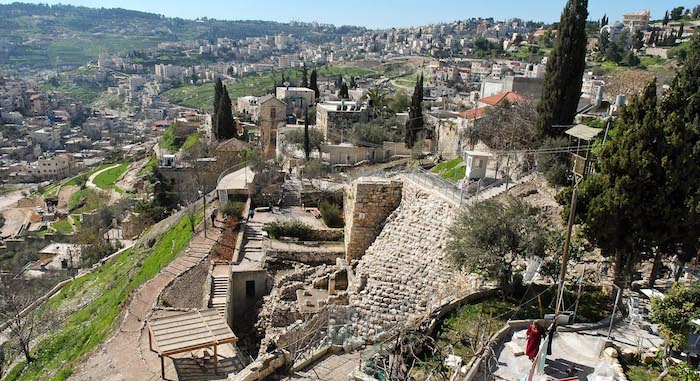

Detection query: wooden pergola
xmin=147 ymin=309 xmax=238 ymax=379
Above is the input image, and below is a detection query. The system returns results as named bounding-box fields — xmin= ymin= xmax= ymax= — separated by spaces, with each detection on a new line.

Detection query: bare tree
xmin=0 ymin=279 xmax=39 ymax=364
xmin=184 ymin=199 xmax=199 ymax=234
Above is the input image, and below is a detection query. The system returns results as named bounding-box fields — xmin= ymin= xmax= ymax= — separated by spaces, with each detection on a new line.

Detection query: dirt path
xmin=0 ymin=189 xmax=25 ymax=212
xmin=70 ymin=224 xmax=222 ymax=381
xmin=57 ymin=185 xmax=78 ymax=212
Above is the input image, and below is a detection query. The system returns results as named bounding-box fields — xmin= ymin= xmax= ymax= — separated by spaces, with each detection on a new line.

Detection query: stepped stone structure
xmin=340 ymin=182 xmax=461 ymax=342
xmin=344 ymin=179 xmax=403 ymax=261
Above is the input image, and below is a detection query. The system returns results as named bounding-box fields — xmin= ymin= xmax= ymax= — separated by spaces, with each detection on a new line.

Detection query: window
xmin=270 ymin=108 xmax=276 ymax=119
xmin=477 ymin=159 xmax=484 ymax=168
xmin=245 ymin=280 xmax=255 ymax=297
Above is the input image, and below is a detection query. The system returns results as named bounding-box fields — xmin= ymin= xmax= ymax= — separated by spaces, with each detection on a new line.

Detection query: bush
xmin=319 ymin=200 xmax=344 ymax=228
xmin=264 ymin=220 xmax=313 ymax=240
xmin=221 ymin=201 xmax=244 ymax=220
xmin=538 ymin=137 xmax=571 ymax=186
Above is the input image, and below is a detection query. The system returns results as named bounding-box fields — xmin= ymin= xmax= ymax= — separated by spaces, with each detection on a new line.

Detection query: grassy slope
xmin=431 ymin=157 xmax=466 ymax=181
xmin=68 ymin=188 xmax=109 ymax=213
xmin=51 ymin=219 xmax=73 ymax=235
xmin=92 ymin=163 xmax=128 ymax=193
xmin=4 ymin=211 xmax=203 ymax=381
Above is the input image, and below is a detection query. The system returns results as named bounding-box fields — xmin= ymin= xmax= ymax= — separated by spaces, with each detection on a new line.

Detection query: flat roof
xmin=148 ymin=309 xmax=238 ymax=356
xmin=565 ymin=124 xmax=603 ymax=141
xmin=217 ymin=166 xmax=255 ymax=191
xmin=463 ymin=150 xmax=493 ymax=157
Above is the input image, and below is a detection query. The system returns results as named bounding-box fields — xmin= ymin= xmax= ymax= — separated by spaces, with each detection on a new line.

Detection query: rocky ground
xmin=159 ymin=260 xmax=208 ymax=309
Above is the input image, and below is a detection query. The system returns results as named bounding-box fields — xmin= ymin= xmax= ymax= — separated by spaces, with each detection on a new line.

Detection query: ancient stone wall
xmin=340 ymin=181 xmax=464 ymax=343
xmin=344 ymin=179 xmax=402 ymax=261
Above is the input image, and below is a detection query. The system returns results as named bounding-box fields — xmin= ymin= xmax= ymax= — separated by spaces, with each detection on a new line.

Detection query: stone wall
xmin=340 ymin=182 xmax=463 ymax=343
xmin=266 ymin=246 xmax=345 ymax=265
xmin=344 ymin=179 xmax=403 ymax=261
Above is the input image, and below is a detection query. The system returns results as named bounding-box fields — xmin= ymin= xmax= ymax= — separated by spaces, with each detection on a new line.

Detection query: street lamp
xmin=198 ymin=189 xmax=207 ymax=238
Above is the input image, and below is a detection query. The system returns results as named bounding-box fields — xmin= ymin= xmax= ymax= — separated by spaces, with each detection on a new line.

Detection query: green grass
xmin=92 ymin=163 xmax=128 ymax=193
xmin=141 ymin=155 xmax=158 ymax=176
xmin=628 ymin=366 xmax=661 ymax=381
xmin=64 ymin=164 xmax=113 ymax=187
xmin=162 ymin=65 xmax=379 ymax=111
xmin=640 ymin=57 xmax=667 ymax=67
xmin=431 ymin=157 xmax=466 ymax=181
xmin=180 ymin=133 xmax=200 ymax=153
xmin=68 ymin=188 xmax=108 ymax=213
xmin=70 ymin=215 xmax=82 ymax=231
xmin=51 ymin=219 xmax=73 ymax=235
xmin=4 ymin=211 xmax=203 ymax=381
xmin=598 ymin=61 xmax=627 ymax=73
xmin=412 ymin=295 xmax=515 ymax=377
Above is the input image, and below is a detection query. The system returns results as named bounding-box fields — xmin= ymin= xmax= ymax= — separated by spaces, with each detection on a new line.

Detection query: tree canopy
xmin=650 ymin=282 xmax=700 ymax=349
xmin=447 ymin=197 xmax=557 ymax=292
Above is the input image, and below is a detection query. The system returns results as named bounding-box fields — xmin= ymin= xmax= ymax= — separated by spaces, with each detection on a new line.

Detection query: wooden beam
xmin=161 ymin=355 xmax=165 ymax=380
xmin=214 ymin=344 xmax=218 ymax=374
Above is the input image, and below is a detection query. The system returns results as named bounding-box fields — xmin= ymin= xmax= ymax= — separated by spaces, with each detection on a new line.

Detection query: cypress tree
xmin=404 ymin=74 xmax=424 ymax=148
xmin=578 ymin=79 xmax=666 ymax=287
xmin=663 ymin=11 xmax=669 ymax=26
xmin=534 ymin=0 xmax=589 ymax=137
xmin=656 ymin=32 xmax=700 ymax=279
xmin=310 ymin=69 xmax=319 ymax=99
xmin=212 ymin=78 xmax=224 ymax=139
xmin=339 ymin=82 xmax=349 ymax=99
xmin=301 ymin=63 xmax=308 ymax=88
xmin=216 ymin=86 xmax=236 ymax=140
xmin=335 ymin=75 xmax=343 ymax=89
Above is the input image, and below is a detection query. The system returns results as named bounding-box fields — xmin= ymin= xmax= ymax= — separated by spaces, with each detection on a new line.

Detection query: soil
xmin=211 ymin=218 xmax=240 ymax=262
xmin=56 ymin=185 xmax=78 ymax=212
xmin=160 ymin=260 xmax=208 ymax=309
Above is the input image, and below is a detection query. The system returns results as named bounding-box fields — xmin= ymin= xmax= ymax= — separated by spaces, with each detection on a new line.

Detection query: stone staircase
xmin=280 ymin=177 xmax=303 ymax=207
xmin=211 ymin=272 xmax=230 ymax=317
xmin=162 ymin=234 xmax=217 ymax=278
xmin=239 ymin=221 xmax=266 ymax=266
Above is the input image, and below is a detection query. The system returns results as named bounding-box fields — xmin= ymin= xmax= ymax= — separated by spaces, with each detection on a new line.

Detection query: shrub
xmin=264 ymin=220 xmax=313 ymax=240
xmin=319 ymin=200 xmax=344 ymax=228
xmin=221 ymin=201 xmax=244 ymax=220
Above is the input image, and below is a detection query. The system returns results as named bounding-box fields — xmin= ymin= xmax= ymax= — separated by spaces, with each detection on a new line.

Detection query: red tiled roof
xmin=458 ymin=107 xmax=487 ymax=119
xmin=478 ymin=91 xmax=527 ymax=106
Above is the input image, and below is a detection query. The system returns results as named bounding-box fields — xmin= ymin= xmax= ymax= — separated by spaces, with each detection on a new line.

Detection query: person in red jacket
xmin=525 ymin=321 xmax=545 ymax=360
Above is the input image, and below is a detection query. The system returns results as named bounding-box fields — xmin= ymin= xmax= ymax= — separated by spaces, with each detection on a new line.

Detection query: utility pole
xmin=555 ymin=184 xmax=579 ymax=316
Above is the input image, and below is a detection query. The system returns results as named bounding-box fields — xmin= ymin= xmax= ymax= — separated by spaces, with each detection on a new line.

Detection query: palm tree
xmin=367 ymin=87 xmax=389 ymax=118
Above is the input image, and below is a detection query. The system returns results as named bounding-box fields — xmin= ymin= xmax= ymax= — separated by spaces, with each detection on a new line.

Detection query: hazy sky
xmin=0 ymin=0 xmax=695 ymax=29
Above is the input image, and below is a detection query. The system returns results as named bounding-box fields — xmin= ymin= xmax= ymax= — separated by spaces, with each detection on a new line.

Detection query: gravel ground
xmin=160 ymin=260 xmax=208 ymax=309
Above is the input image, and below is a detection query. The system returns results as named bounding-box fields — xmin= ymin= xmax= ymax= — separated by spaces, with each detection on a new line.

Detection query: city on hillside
xmin=0 ymin=1 xmax=698 ymax=381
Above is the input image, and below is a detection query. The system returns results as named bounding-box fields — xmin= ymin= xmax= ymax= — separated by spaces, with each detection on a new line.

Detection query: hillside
xmin=0 ymin=3 xmax=363 ymax=70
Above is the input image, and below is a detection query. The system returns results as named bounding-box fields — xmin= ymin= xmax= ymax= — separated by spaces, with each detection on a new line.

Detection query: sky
xmin=0 ymin=0 xmax=696 ymax=29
